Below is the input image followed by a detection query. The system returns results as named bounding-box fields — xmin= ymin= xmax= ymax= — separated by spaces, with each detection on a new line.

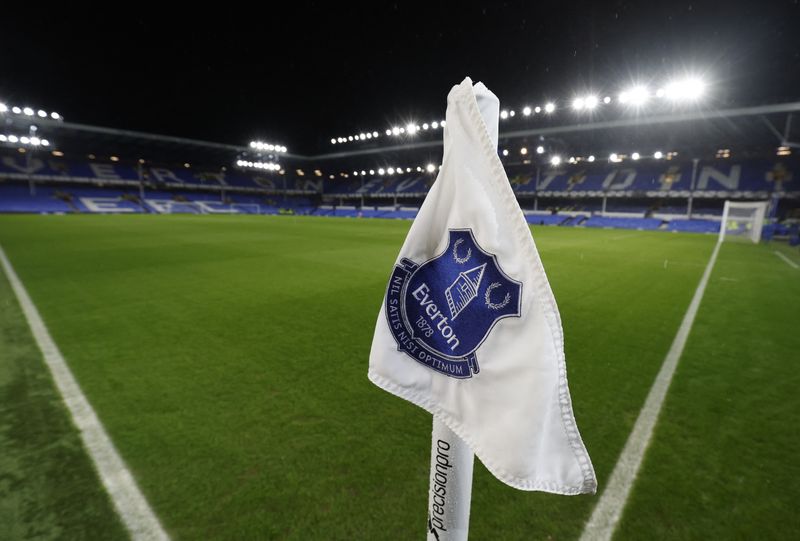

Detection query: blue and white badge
xmin=384 ymin=229 xmax=522 ymax=378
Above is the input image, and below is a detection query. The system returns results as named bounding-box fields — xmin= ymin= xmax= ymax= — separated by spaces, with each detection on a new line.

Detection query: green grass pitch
xmin=0 ymin=214 xmax=797 ymax=540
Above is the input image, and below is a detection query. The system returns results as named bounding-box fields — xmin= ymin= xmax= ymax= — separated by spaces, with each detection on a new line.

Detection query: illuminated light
xmin=631 ymin=152 xmax=640 ymax=160
xmin=52 ymin=150 xmax=64 ymax=157
xmin=572 ymin=97 xmax=585 ymax=110
xmin=422 ymin=123 xmax=429 ymax=129
xmin=331 ymin=138 xmax=336 ymax=144
xmin=655 ymin=88 xmax=665 ymax=98
xmin=296 ymin=169 xmax=305 ymax=176
xmin=378 ymin=168 xmax=385 ymax=175
xmin=359 ymin=133 xmax=366 ymax=139
xmin=30 ymin=136 xmax=40 ymax=146
xmin=250 ymin=141 xmax=258 ymax=148
xmin=184 ymin=163 xmax=191 ymax=168
xmin=618 ymin=92 xmax=629 ymax=104
xmin=406 ymin=123 xmax=417 ymax=134
xmin=664 ymin=77 xmax=706 ymax=100
xmin=777 ymin=146 xmax=791 ymax=156
xmin=267 ymin=144 xmax=275 ymax=151
xmin=522 ymin=106 xmax=532 ymax=116
xmin=609 ymin=153 xmax=620 ymax=162
xmin=404 ymin=167 xmax=410 ymax=172
xmin=588 ymin=155 xmax=595 ymax=162
xmin=353 ymin=171 xmax=359 ymax=176
xmin=500 ymin=110 xmax=509 ymax=119
xmin=372 ymin=131 xmax=378 ymax=137
xmin=387 ymin=167 xmax=395 ymax=175
xmin=110 ymin=155 xmax=119 ymax=162
xmin=536 ymin=145 xmax=544 ymax=154
xmin=545 ymin=102 xmax=555 ymax=113
xmin=0 ymin=135 xmax=6 ymax=141
xmin=534 ymin=106 xmax=541 ymax=113
xmin=509 ymin=110 xmax=515 ymax=117
xmin=0 ymin=103 xmax=6 ymax=112
xmin=366 ymin=133 xmax=372 ymax=139
xmin=399 ymin=127 xmax=405 ymax=134
xmin=426 ymin=163 xmax=436 ymax=173
xmin=431 ymin=121 xmax=439 ymax=129
xmin=20 ymin=136 xmax=30 ymax=144
xmin=37 ymin=109 xmax=47 ymax=117
xmin=392 ymin=127 xmax=401 ymax=135
xmin=653 ymin=151 xmax=663 ymax=159
xmin=369 ymin=169 xmax=375 ymax=175
xmin=569 ymin=157 xmax=576 ymax=164
xmin=348 ymin=136 xmax=354 ymax=141
xmin=520 ymin=147 xmax=528 ymax=155
xmin=51 ymin=112 xmax=60 ymax=120
xmin=603 ymin=96 xmax=611 ymax=104
xmin=23 ymin=107 xmax=34 ymax=116
xmin=440 ymin=120 xmax=446 ymax=126
xmin=385 ymin=129 xmax=392 ymax=136
xmin=12 ymin=106 xmax=21 ymax=114
xmin=585 ymin=96 xmax=598 ymax=109
xmin=550 ymin=155 xmax=561 ymax=166
xmin=502 ymin=149 xmax=509 ymax=156
xmin=628 ymin=86 xmax=649 ymax=106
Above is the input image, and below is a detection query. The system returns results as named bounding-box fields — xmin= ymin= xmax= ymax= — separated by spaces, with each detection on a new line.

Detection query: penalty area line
xmin=580 ymin=240 xmax=722 ymax=541
xmin=774 ymin=250 xmax=799 ymax=269
xmin=0 ymin=245 xmax=169 ymax=541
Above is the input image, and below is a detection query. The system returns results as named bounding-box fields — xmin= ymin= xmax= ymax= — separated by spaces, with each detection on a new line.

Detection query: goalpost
xmin=719 ymin=201 xmax=769 ymax=243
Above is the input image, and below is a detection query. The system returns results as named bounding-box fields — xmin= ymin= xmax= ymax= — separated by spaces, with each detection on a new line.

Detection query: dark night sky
xmin=2 ymin=1 xmax=799 ymax=154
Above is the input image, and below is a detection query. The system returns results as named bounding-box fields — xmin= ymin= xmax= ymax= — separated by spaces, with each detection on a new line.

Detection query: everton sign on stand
xmin=384 ymin=229 xmax=522 ymax=379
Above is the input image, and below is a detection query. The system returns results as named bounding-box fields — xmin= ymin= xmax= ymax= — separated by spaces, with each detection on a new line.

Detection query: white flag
xmin=368 ymin=77 xmax=596 ymax=494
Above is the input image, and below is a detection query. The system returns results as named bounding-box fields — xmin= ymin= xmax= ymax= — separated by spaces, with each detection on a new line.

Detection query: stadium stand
xmin=2 ymin=148 xmax=798 ymax=237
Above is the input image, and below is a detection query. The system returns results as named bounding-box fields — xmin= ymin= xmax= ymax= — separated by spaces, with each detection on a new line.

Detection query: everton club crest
xmin=385 ymin=229 xmax=522 ymax=378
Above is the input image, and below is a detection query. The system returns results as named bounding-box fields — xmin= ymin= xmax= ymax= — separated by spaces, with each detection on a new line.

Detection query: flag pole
xmin=425 ymin=82 xmax=499 ymax=541
xmin=427 ymin=418 xmax=474 ymax=540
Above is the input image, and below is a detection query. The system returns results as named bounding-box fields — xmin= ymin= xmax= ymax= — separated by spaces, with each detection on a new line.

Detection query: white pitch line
xmin=774 ymin=250 xmax=799 ymax=269
xmin=580 ymin=241 xmax=722 ymax=541
xmin=0 ymin=245 xmax=169 ymax=541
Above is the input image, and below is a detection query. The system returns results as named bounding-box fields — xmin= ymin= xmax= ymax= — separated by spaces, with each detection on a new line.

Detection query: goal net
xmin=719 ymin=201 xmax=768 ymax=243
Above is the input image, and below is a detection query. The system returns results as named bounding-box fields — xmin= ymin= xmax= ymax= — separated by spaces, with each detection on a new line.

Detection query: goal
xmin=719 ymin=201 xmax=769 ymax=243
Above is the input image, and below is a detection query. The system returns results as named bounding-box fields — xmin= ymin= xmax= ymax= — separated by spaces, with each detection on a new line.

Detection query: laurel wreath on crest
xmin=485 ymin=282 xmax=511 ymax=310
xmin=452 ymin=238 xmax=472 ymax=264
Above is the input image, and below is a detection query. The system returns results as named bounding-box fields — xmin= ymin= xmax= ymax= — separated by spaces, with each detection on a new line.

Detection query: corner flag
xmin=368 ymin=77 xmax=596 ymax=495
